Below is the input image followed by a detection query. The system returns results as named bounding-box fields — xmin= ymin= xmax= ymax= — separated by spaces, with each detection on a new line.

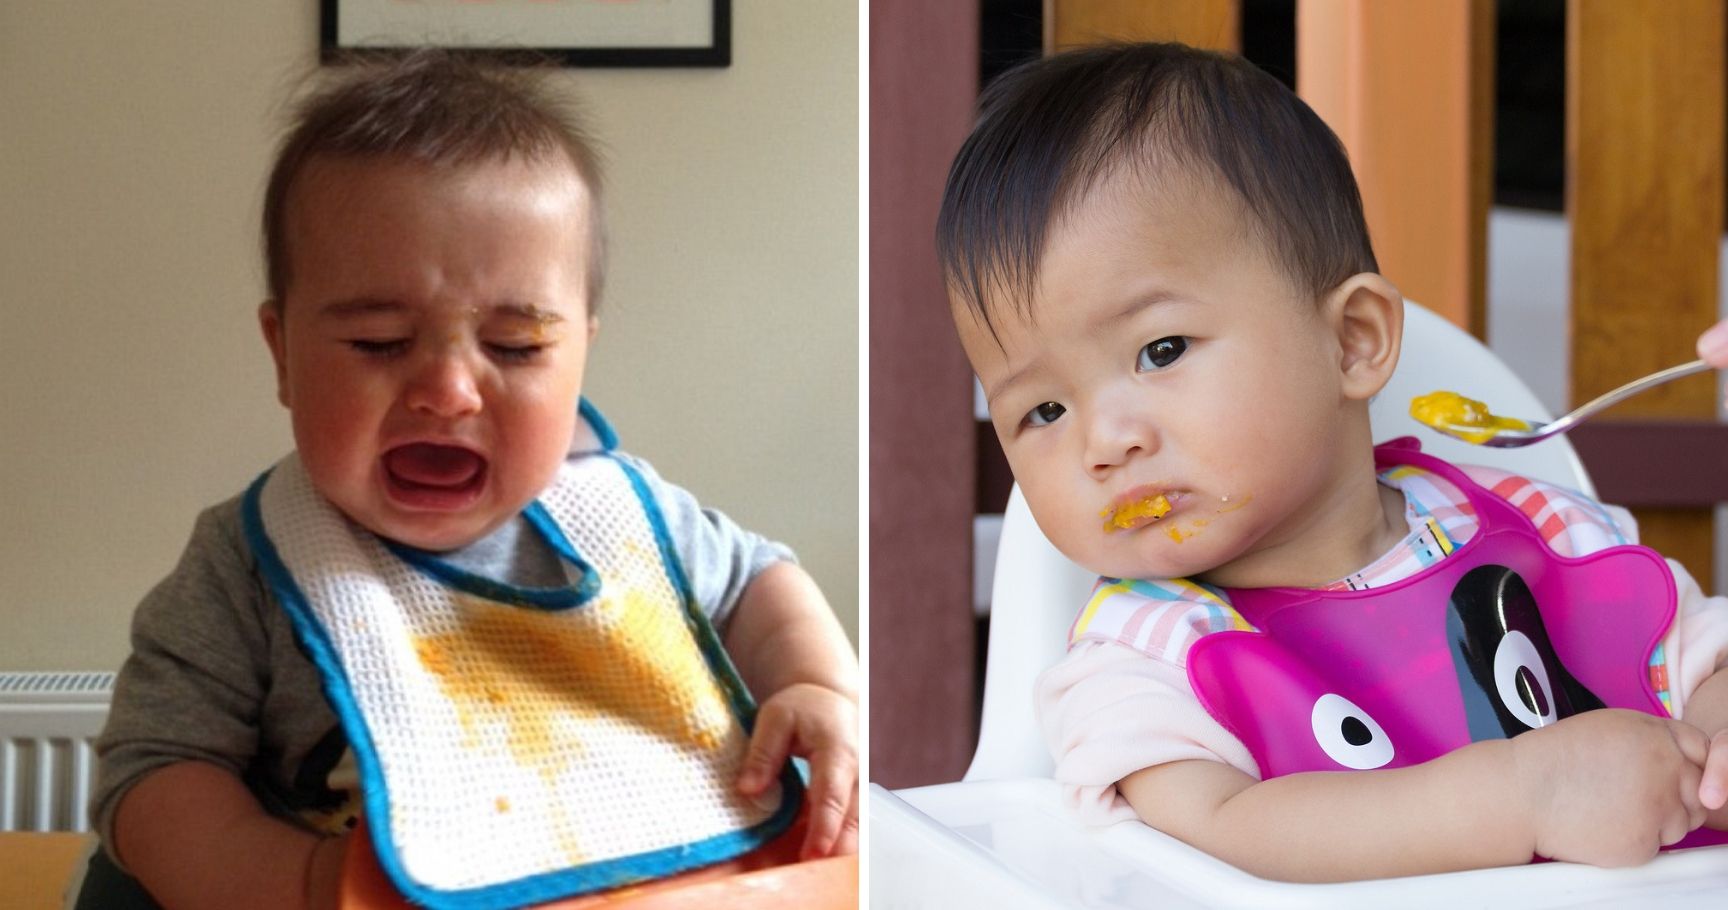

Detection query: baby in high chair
xmin=78 ymin=52 xmax=857 ymax=910
xmin=937 ymin=41 xmax=1728 ymax=881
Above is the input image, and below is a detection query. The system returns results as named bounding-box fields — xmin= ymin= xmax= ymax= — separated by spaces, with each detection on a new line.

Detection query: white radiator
xmin=0 ymin=671 xmax=114 ymax=833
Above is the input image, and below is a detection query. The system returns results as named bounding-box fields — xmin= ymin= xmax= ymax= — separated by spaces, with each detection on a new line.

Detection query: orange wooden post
xmin=1567 ymin=0 xmax=1723 ymax=587
xmin=1295 ymin=0 xmax=1494 ymax=336
xmin=1044 ymin=0 xmax=1239 ymax=53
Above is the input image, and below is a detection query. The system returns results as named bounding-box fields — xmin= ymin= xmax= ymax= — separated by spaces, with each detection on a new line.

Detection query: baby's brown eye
xmin=1026 ymin=401 xmax=1066 ymax=427
xmin=1138 ymin=336 xmax=1188 ymax=371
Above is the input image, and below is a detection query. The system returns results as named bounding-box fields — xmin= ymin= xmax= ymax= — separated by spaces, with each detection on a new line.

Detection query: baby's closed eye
xmin=348 ymin=338 xmax=409 ymax=358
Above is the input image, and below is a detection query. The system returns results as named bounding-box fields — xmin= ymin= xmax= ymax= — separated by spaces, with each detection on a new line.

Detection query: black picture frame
xmin=320 ymin=0 xmax=731 ymax=68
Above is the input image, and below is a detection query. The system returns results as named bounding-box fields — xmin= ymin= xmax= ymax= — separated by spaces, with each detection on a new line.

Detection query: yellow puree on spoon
xmin=1102 ymin=494 xmax=1172 ymax=532
xmin=1409 ymin=390 xmax=1530 ymax=444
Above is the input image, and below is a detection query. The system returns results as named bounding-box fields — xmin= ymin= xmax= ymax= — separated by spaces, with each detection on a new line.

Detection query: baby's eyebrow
xmin=488 ymin=303 xmax=566 ymax=324
xmin=313 ymin=299 xmax=567 ymax=324
xmin=984 ymin=362 xmax=1034 ymax=409
xmin=318 ymin=298 xmax=404 ymax=319
xmin=1105 ymin=290 xmax=1185 ymax=327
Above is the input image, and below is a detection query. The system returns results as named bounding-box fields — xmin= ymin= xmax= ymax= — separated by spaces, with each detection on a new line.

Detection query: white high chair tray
xmin=877 ymin=779 xmax=1728 ymax=909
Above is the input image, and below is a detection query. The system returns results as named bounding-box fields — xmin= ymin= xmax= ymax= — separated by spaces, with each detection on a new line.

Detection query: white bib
xmin=243 ymin=450 xmax=798 ymax=909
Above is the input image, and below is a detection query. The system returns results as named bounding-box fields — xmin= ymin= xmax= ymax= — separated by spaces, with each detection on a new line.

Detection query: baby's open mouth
xmin=1101 ymin=493 xmax=1172 ymax=532
xmin=384 ymin=443 xmax=487 ymax=494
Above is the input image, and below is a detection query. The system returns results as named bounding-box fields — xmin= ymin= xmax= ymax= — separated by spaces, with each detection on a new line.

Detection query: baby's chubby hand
xmin=736 ymin=682 xmax=859 ymax=860
xmin=1699 ymin=728 xmax=1728 ymax=816
xmin=1514 ymin=708 xmax=1709 ymax=866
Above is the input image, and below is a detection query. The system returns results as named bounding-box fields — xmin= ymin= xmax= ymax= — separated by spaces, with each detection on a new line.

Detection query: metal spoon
xmin=1419 ymin=359 xmax=1712 ymax=447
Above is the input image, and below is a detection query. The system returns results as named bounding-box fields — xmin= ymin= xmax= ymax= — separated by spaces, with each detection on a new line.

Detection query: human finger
xmin=1698 ymin=320 xmax=1728 ymax=369
xmin=831 ymin=787 xmax=860 ymax=857
xmin=738 ymin=704 xmax=795 ymax=796
xmin=1679 ymin=757 xmax=1707 ymax=831
xmin=1660 ymin=789 xmax=1698 ymax=848
xmin=1701 ymin=731 xmax=1728 ymax=810
xmin=1669 ymin=719 xmax=1711 ymax=768
xmin=1660 ymin=817 xmax=1689 ymax=848
xmin=800 ymin=746 xmax=858 ymax=860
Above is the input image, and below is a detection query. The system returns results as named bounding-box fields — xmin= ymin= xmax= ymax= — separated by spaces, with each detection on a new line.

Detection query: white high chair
xmin=871 ymin=302 xmax=1728 ymax=909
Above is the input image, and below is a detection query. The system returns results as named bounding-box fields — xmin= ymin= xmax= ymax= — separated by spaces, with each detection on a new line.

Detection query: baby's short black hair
xmin=937 ymin=42 xmax=1377 ymax=326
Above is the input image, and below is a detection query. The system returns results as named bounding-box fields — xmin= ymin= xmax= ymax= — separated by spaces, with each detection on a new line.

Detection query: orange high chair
xmin=340 ymin=808 xmax=856 ymax=910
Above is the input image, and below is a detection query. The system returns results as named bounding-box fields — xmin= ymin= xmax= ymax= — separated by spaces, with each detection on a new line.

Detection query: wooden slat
xmin=1295 ymin=0 xmax=1494 ymax=335
xmin=1570 ymin=421 xmax=1728 ymax=507
xmin=1466 ymin=1 xmax=1494 ymax=337
xmin=977 ymin=422 xmax=1014 ymax=515
xmin=1567 ymin=0 xmax=1723 ymax=590
xmin=868 ymin=0 xmax=981 ymax=788
xmin=1045 ymin=0 xmax=1239 ymax=53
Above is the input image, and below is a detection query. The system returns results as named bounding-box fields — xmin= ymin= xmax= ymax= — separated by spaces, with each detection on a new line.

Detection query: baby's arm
xmin=92 ymin=500 xmax=347 ymax=909
xmin=1689 ymin=671 xmax=1728 ymax=818
xmin=1044 ymin=635 xmax=1709 ymax=880
xmin=112 ymin=762 xmax=344 ymax=910
xmin=1639 ymin=558 xmax=1728 ymax=825
xmin=1120 ymin=709 xmax=1709 ymax=881
xmin=723 ymin=561 xmax=860 ymax=859
xmin=625 ymin=453 xmax=858 ymax=858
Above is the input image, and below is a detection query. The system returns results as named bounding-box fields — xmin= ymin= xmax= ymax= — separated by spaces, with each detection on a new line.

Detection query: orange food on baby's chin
xmin=1101 ymin=494 xmax=1172 ymax=531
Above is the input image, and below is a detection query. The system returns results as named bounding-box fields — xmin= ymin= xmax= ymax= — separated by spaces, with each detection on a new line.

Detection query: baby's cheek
xmin=505 ymin=405 xmax=581 ymax=474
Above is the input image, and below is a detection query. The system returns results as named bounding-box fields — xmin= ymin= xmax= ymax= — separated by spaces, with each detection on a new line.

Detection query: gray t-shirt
xmin=91 ymin=449 xmax=791 ymax=860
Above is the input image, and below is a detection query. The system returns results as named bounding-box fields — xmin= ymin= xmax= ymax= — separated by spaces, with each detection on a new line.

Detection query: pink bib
xmin=1188 ymin=439 xmax=1724 ymax=849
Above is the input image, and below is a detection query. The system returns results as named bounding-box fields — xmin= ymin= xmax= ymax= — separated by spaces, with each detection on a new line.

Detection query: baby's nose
xmin=405 ymin=349 xmax=483 ymax=417
xmin=1085 ymin=412 xmax=1156 ymax=476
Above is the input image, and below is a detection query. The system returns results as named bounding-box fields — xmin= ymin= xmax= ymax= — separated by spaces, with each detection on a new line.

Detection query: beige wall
xmin=0 ymin=3 xmax=858 ymax=670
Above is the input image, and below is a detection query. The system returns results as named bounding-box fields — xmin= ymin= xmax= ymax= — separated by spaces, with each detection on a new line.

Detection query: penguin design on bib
xmin=1185 ymin=440 xmax=1728 ymax=851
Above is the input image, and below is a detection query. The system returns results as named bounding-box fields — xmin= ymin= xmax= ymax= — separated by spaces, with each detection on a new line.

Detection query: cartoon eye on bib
xmin=1493 ymin=630 xmax=1556 ymax=729
xmin=1309 ymin=693 xmax=1394 ymax=770
xmin=1448 ymin=564 xmax=1604 ymax=741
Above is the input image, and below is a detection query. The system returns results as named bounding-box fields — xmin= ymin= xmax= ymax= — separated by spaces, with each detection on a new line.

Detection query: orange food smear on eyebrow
xmin=1101 ymin=494 xmax=1172 ymax=532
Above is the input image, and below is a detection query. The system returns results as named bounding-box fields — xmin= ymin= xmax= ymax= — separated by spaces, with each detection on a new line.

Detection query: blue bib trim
xmin=605 ymin=451 xmax=777 ymax=737
xmin=243 ymin=445 xmax=803 ymax=908
xmin=579 ymin=396 xmax=619 ymax=451
xmin=382 ymin=502 xmax=602 ymax=610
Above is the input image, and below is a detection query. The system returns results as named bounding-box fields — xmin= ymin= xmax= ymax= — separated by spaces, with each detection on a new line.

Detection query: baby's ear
xmin=258 ymin=299 xmax=291 ymax=409
xmin=1325 ymin=273 xmax=1403 ymax=401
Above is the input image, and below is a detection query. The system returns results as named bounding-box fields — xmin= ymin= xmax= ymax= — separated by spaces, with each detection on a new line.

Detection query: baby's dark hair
xmin=937 ymin=42 xmax=1376 ymax=326
xmin=263 ymin=50 xmax=606 ymax=309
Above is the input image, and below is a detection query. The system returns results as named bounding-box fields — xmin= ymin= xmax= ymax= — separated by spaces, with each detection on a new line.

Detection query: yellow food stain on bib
xmin=1409 ymin=390 xmax=1529 ymax=443
xmin=409 ymin=591 xmax=737 ymax=862
xmin=415 ymin=592 xmax=732 ymax=766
